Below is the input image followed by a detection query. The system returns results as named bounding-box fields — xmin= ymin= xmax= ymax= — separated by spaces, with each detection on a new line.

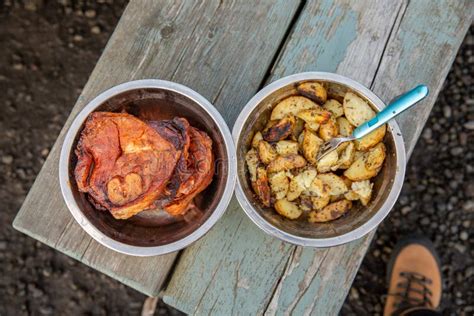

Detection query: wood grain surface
xmin=13 ymin=0 xmax=300 ymax=297
xmin=162 ymin=0 xmax=473 ymax=314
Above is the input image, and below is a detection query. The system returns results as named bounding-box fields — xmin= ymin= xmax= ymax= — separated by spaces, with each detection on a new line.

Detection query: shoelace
xmin=388 ymin=271 xmax=433 ymax=312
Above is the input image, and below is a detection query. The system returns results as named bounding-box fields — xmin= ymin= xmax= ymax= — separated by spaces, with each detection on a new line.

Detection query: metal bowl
xmin=59 ymin=79 xmax=236 ymax=256
xmin=233 ymin=72 xmax=406 ymax=247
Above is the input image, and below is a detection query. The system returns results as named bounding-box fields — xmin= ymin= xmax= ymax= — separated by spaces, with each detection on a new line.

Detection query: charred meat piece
xmin=162 ymin=127 xmax=214 ymax=216
xmin=74 ymin=112 xmax=180 ymax=219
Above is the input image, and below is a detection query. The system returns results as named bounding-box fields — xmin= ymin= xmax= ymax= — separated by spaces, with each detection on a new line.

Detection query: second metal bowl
xmin=233 ymin=72 xmax=406 ymax=247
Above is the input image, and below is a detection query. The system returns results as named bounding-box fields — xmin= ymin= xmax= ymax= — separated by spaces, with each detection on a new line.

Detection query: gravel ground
xmin=0 ymin=1 xmax=472 ymax=315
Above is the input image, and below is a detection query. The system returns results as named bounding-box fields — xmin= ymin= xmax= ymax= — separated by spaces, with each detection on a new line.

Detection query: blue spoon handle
xmin=352 ymin=85 xmax=429 ymax=139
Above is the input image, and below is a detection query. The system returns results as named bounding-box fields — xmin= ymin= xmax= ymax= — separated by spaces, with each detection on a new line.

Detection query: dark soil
xmin=0 ymin=1 xmax=472 ymax=315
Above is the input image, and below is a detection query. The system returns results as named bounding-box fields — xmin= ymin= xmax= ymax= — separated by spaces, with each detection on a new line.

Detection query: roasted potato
xmin=271 ymin=96 xmax=317 ymax=121
xmin=252 ymin=131 xmax=263 ymax=149
xmin=330 ymin=194 xmax=345 ymax=202
xmin=275 ymin=140 xmax=299 ymax=156
xmin=296 ymin=82 xmax=327 ymax=104
xmin=317 ymin=150 xmax=339 ymax=173
xmin=317 ymin=173 xmax=348 ymax=196
xmin=291 ymin=118 xmax=305 ymax=140
xmin=310 ymin=192 xmax=331 ymax=210
xmin=323 ymin=99 xmax=344 ymax=118
xmin=269 ymin=171 xmax=289 ymax=200
xmin=343 ymin=92 xmax=376 ymax=127
xmin=274 ymin=199 xmax=303 ymax=220
xmin=333 ymin=141 xmax=355 ymax=170
xmin=262 ymin=115 xmax=296 ymax=142
xmin=302 ymin=129 xmax=323 ymax=165
xmin=298 ymin=130 xmax=305 ymax=147
xmin=305 ymin=122 xmax=320 ymax=132
xmin=287 ymin=168 xmax=317 ymax=201
xmin=355 ymin=124 xmax=386 ymax=151
xmin=258 ymin=140 xmax=277 ymax=165
xmin=267 ymin=154 xmax=306 ymax=173
xmin=308 ymin=199 xmax=352 ymax=223
xmin=245 ymin=148 xmax=259 ymax=182
xmin=299 ymin=195 xmax=314 ymax=211
xmin=365 ymin=143 xmax=386 ymax=170
xmin=305 ymin=177 xmax=326 ymax=197
xmin=296 ymin=108 xmax=331 ymax=126
xmin=252 ymin=166 xmax=271 ymax=207
xmin=352 ymin=180 xmax=373 ymax=206
xmin=344 ymin=144 xmax=385 ymax=181
xmin=318 ymin=118 xmax=338 ymax=141
xmin=337 ymin=117 xmax=355 ymax=137
xmin=344 ymin=190 xmax=360 ymax=201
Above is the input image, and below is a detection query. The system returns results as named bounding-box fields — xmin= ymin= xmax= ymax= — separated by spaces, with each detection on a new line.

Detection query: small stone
xmin=13 ymin=63 xmax=23 ymax=70
xmin=73 ymin=34 xmax=83 ymax=42
xmin=84 ymin=9 xmax=96 ymax=18
xmin=0 ymin=241 xmax=7 ymax=250
xmin=421 ymin=217 xmax=430 ymax=226
xmin=462 ymin=220 xmax=470 ymax=228
xmin=2 ymin=155 xmax=13 ymax=164
xmin=401 ymin=206 xmax=411 ymax=215
xmin=450 ymin=147 xmax=463 ymax=156
xmin=464 ymin=121 xmax=474 ymax=130
xmin=422 ymin=128 xmax=432 ymax=140
xmin=451 ymin=225 xmax=459 ymax=234
xmin=459 ymin=231 xmax=469 ymax=241
xmin=41 ymin=148 xmax=49 ymax=157
xmin=16 ymin=168 xmax=26 ymax=179
xmin=350 ymin=287 xmax=360 ymax=300
xmin=373 ymin=249 xmax=381 ymax=258
xmin=91 ymin=25 xmax=101 ymax=34
xmin=465 ymin=266 xmax=474 ymax=278
xmin=453 ymin=243 xmax=466 ymax=253
xmin=443 ymin=105 xmax=452 ymax=118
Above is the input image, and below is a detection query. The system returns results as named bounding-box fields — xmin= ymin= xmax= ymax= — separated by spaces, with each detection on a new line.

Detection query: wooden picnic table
xmin=14 ymin=0 xmax=472 ymax=314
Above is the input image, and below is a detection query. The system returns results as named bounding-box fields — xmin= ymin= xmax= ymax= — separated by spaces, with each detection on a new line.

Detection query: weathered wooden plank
xmin=163 ymin=0 xmax=473 ymax=314
xmin=13 ymin=0 xmax=300 ymax=297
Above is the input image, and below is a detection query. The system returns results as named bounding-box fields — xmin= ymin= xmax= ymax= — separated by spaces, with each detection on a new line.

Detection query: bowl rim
xmin=232 ymin=72 xmax=406 ymax=247
xmin=59 ymin=79 xmax=237 ymax=256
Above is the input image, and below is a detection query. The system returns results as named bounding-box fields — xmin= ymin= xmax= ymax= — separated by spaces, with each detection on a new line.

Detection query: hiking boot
xmin=383 ymin=236 xmax=442 ymax=316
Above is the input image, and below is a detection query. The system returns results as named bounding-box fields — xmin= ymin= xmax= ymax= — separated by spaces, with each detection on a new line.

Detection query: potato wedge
xmin=275 ymin=140 xmax=299 ymax=156
xmin=308 ymin=200 xmax=352 ymax=223
xmin=291 ymin=118 xmax=305 ymax=140
xmin=296 ymin=82 xmax=327 ymax=104
xmin=318 ymin=118 xmax=338 ymax=141
xmin=365 ymin=143 xmax=386 ymax=171
xmin=343 ymin=92 xmax=376 ymax=127
xmin=317 ymin=173 xmax=348 ymax=196
xmin=341 ymin=176 xmax=353 ymax=188
xmin=354 ymin=150 xmax=364 ymax=161
xmin=251 ymin=166 xmax=271 ymax=207
xmin=333 ymin=141 xmax=355 ymax=170
xmin=258 ymin=140 xmax=277 ymax=165
xmin=302 ymin=129 xmax=323 ymax=165
xmin=305 ymin=177 xmax=326 ymax=197
xmin=344 ymin=190 xmax=360 ymax=201
xmin=305 ymin=122 xmax=320 ymax=132
xmin=323 ymin=99 xmax=344 ymax=118
xmin=330 ymin=194 xmax=345 ymax=203
xmin=287 ymin=168 xmax=317 ymax=201
xmin=356 ymin=124 xmax=386 ymax=151
xmin=251 ymin=131 xmax=263 ymax=149
xmin=310 ymin=192 xmax=331 ymax=210
xmin=267 ymin=154 xmax=306 ymax=173
xmin=299 ymin=195 xmax=314 ymax=211
xmin=296 ymin=108 xmax=331 ymax=125
xmin=271 ymin=96 xmax=317 ymax=121
xmin=352 ymin=180 xmax=373 ymax=206
xmin=269 ymin=171 xmax=289 ymax=200
xmin=245 ymin=148 xmax=259 ymax=182
xmin=274 ymin=199 xmax=302 ymax=220
xmin=337 ymin=117 xmax=355 ymax=137
xmin=317 ymin=150 xmax=339 ymax=173
xmin=262 ymin=115 xmax=296 ymax=142
xmin=344 ymin=155 xmax=378 ymax=181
